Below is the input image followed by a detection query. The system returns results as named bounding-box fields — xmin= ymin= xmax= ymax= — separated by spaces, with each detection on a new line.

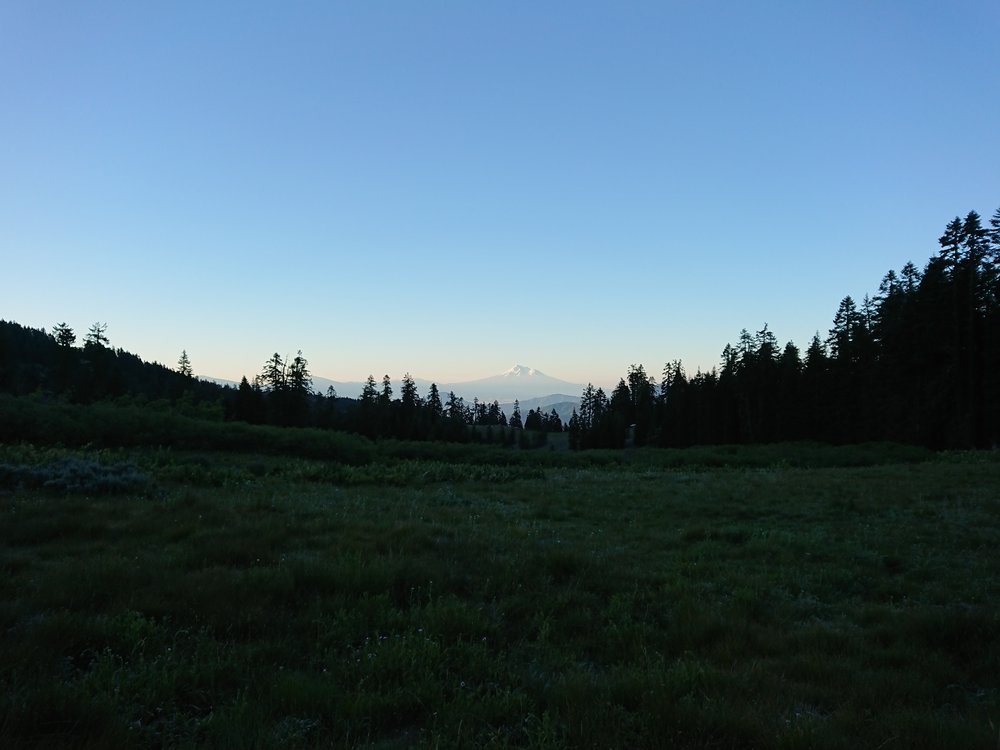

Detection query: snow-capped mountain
xmin=501 ymin=364 xmax=544 ymax=378
xmin=445 ymin=365 xmax=584 ymax=403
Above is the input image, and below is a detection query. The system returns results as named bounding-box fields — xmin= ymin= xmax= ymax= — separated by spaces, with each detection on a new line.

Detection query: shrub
xmin=0 ymin=457 xmax=149 ymax=495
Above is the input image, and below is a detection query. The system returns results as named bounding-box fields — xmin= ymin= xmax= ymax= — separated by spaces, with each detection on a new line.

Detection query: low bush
xmin=0 ymin=395 xmax=374 ymax=465
xmin=0 ymin=457 xmax=149 ymax=495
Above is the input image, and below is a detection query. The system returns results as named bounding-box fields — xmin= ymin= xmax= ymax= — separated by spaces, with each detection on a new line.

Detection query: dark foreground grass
xmin=1 ymin=446 xmax=998 ymax=748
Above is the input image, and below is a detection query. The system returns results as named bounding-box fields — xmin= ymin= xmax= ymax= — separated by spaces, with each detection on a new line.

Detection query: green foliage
xmin=0 ymin=446 xmax=997 ymax=747
xmin=0 ymin=456 xmax=149 ymax=494
xmin=0 ymin=395 xmax=374 ymax=465
xmin=176 ymin=349 xmax=192 ymax=377
xmin=145 ymin=453 xmax=544 ymax=488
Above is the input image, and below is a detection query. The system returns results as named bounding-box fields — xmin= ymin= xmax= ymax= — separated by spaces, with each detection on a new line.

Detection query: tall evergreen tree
xmin=578 ymin=384 xmax=598 ymax=431
xmin=627 ymin=364 xmax=656 ymax=444
xmin=827 ymin=297 xmax=861 ymax=362
xmin=379 ymin=375 xmax=393 ymax=406
xmin=360 ymin=375 xmax=378 ymax=404
xmin=426 ymin=383 xmax=443 ymax=420
xmin=509 ymin=400 xmax=523 ymax=430
xmin=486 ymin=400 xmax=504 ymax=426
xmin=938 ymin=216 xmax=964 ymax=268
xmin=989 ymin=207 xmax=1000 ymax=252
xmin=84 ymin=322 xmax=109 ymax=349
xmin=524 ymin=408 xmax=542 ymax=431
xmin=287 ymin=351 xmax=311 ymax=394
xmin=400 ymin=373 xmax=419 ymax=410
xmin=177 ymin=350 xmax=192 ymax=377
xmin=804 ymin=333 xmax=827 ymax=372
xmin=260 ymin=353 xmax=286 ymax=392
xmin=900 ymin=262 xmax=920 ymax=294
xmin=445 ymin=391 xmax=465 ymax=423
xmin=961 ymin=211 xmax=989 ymax=269
xmin=52 ymin=323 xmax=76 ymax=348
xmin=567 ymin=408 xmax=581 ymax=449
xmin=610 ymin=378 xmax=632 ymax=423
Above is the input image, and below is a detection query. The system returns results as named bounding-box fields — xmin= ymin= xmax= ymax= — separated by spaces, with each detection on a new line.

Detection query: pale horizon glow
xmin=3 ymin=2 xmax=998 ymax=391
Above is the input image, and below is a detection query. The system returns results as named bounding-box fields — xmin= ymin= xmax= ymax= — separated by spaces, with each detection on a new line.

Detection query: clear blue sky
xmin=3 ymin=1 xmax=998 ymax=389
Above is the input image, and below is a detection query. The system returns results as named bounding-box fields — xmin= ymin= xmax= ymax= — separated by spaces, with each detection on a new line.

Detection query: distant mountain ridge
xmin=205 ymin=364 xmax=584 ymax=409
xmin=446 ymin=364 xmax=584 ymax=403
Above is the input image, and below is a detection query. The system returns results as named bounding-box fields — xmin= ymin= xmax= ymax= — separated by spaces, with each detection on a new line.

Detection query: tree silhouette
xmin=233 ymin=376 xmax=264 ymax=423
xmin=84 ymin=322 xmax=109 ymax=349
xmin=361 ymin=375 xmax=378 ymax=404
xmin=282 ymin=350 xmax=313 ymax=425
xmin=509 ymin=400 xmax=523 ymax=430
xmin=426 ymin=383 xmax=443 ymax=420
xmin=287 ymin=351 xmax=312 ymax=395
xmin=400 ymin=373 xmax=419 ymax=410
xmin=177 ymin=350 xmax=192 ymax=377
xmin=52 ymin=323 xmax=76 ymax=348
xmin=259 ymin=353 xmax=286 ymax=392
xmin=445 ymin=391 xmax=465 ymax=423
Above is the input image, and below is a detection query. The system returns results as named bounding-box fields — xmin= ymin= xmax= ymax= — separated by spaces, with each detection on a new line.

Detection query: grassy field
xmin=1 ymin=443 xmax=998 ymax=748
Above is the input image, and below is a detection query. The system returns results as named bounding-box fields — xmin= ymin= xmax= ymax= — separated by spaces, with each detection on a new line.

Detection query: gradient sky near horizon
xmin=3 ymin=1 xmax=998 ymax=389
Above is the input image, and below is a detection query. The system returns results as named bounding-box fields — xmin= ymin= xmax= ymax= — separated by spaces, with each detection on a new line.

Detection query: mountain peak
xmin=503 ymin=364 xmax=544 ymax=378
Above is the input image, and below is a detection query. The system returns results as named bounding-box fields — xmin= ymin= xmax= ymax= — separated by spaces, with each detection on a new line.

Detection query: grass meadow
xmin=1 ymin=442 xmax=998 ymax=748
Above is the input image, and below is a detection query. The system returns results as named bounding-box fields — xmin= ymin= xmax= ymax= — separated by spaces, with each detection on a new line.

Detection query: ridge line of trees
xmin=3 ymin=206 xmax=997 ymax=449
xmin=567 ymin=207 xmax=1000 ymax=449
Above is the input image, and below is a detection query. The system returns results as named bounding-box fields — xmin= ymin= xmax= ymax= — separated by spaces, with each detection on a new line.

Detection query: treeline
xmin=569 ymin=207 xmax=1000 ymax=450
xmin=0 ymin=321 xmax=223 ymax=410
xmin=231 ymin=358 xmax=562 ymax=444
xmin=3 ymin=207 xmax=997 ymax=450
xmin=0 ymin=325 xmax=558 ymax=445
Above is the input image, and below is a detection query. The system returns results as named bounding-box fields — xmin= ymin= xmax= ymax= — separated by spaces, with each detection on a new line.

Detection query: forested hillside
xmin=569 ymin=208 xmax=1000 ymax=450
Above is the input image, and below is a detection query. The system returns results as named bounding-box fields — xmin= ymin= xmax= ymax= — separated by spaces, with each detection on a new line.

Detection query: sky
xmin=3 ymin=1 xmax=998 ymax=390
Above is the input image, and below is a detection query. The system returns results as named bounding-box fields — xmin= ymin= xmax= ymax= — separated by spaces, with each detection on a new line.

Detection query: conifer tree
xmin=379 ymin=375 xmax=393 ymax=406
xmin=567 ymin=408 xmax=581 ymax=449
xmin=938 ymin=216 xmax=964 ymax=269
xmin=578 ymin=384 xmax=597 ymax=431
xmin=827 ymin=296 xmax=861 ymax=361
xmin=260 ymin=353 xmax=286 ymax=392
xmin=177 ymin=350 xmax=192 ymax=377
xmin=426 ymin=383 xmax=443 ymax=419
xmin=400 ymin=373 xmax=419 ymax=410
xmin=804 ymin=333 xmax=827 ymax=372
xmin=509 ymin=400 xmax=523 ymax=430
xmin=52 ymin=322 xmax=76 ymax=347
xmin=546 ymin=408 xmax=563 ymax=432
xmin=361 ymin=375 xmax=378 ymax=404
xmin=84 ymin=322 xmax=109 ymax=348
xmin=524 ymin=408 xmax=541 ymax=431
xmin=900 ymin=262 xmax=920 ymax=294
xmin=445 ymin=391 xmax=465 ymax=423
xmin=287 ymin=351 xmax=312 ymax=395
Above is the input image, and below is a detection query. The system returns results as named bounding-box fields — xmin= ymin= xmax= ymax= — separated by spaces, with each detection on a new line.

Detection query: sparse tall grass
xmin=1 ymin=444 xmax=998 ymax=748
